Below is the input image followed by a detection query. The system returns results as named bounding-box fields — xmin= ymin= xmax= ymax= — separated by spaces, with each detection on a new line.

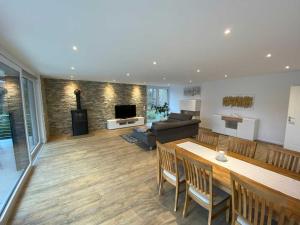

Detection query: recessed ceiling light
xmin=126 ymin=73 xmax=130 ymax=77
xmin=163 ymin=77 xmax=166 ymax=80
xmin=167 ymin=83 xmax=170 ymax=86
xmin=153 ymin=61 xmax=157 ymax=65
xmin=285 ymin=65 xmax=290 ymax=70
xmin=225 ymin=74 xmax=228 ymax=78
xmin=189 ymin=80 xmax=192 ymax=83
xmin=266 ymin=53 xmax=272 ymax=58
xmin=70 ymin=75 xmax=74 ymax=80
xmin=143 ymin=82 xmax=146 ymax=84
xmin=72 ymin=46 xmax=78 ymax=51
xmin=196 ymin=69 xmax=201 ymax=73
xmin=224 ymin=28 xmax=231 ymax=35
xmin=70 ymin=66 xmax=75 ymax=70
xmin=113 ymin=79 xmax=116 ymax=82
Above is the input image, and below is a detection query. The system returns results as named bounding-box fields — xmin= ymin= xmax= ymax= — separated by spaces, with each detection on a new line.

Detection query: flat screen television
xmin=115 ymin=105 xmax=136 ymax=119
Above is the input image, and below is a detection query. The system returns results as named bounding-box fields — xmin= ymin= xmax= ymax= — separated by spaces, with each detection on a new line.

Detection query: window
xmin=147 ymin=86 xmax=169 ymax=123
xmin=0 ymin=61 xmax=30 ymax=214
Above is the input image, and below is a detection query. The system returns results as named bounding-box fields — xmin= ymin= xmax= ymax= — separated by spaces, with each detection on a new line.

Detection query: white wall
xmin=200 ymin=71 xmax=300 ymax=145
xmin=169 ymin=85 xmax=201 ymax=113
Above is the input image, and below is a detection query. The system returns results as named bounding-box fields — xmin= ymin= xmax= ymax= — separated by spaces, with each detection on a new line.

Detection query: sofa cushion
xmin=168 ymin=113 xmax=192 ymax=121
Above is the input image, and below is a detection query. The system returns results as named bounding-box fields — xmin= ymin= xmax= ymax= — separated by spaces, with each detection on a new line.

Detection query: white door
xmin=284 ymin=86 xmax=300 ymax=152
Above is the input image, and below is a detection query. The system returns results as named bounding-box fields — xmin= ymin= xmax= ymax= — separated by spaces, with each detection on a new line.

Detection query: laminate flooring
xmin=7 ymin=128 xmax=281 ymax=225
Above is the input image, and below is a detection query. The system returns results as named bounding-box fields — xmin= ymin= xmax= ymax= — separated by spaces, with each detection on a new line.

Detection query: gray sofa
xmin=132 ymin=113 xmax=200 ymax=149
xmin=152 ymin=113 xmax=200 ymax=143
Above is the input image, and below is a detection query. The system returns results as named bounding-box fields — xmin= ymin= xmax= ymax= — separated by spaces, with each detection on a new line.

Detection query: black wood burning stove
xmin=71 ymin=89 xmax=88 ymax=136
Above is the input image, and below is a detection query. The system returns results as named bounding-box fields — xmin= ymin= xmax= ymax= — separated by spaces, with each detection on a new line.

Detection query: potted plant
xmin=151 ymin=102 xmax=169 ymax=118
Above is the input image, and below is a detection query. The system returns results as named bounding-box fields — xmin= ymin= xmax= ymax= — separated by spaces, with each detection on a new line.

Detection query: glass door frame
xmin=146 ymin=86 xmax=170 ymax=123
xmin=147 ymin=86 xmax=170 ymax=107
xmin=21 ymin=72 xmax=41 ymax=155
xmin=0 ymin=53 xmax=33 ymax=224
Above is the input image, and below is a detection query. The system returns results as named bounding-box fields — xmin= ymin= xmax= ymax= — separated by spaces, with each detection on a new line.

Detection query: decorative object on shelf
xmin=183 ymin=86 xmax=201 ymax=96
xmin=222 ymin=96 xmax=254 ymax=108
xmin=151 ymin=102 xmax=169 ymax=117
xmin=74 ymin=89 xmax=82 ymax=110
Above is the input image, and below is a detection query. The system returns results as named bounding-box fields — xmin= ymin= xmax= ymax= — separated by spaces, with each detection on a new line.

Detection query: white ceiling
xmin=0 ymin=0 xmax=299 ymax=85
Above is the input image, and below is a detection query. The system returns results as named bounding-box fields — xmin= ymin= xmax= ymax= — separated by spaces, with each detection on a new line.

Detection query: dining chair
xmin=230 ymin=172 xmax=300 ymax=225
xmin=227 ymin=137 xmax=257 ymax=159
xmin=182 ymin=155 xmax=230 ymax=225
xmin=197 ymin=131 xmax=219 ymax=150
xmin=157 ymin=142 xmax=185 ymax=212
xmin=265 ymin=148 xmax=300 ymax=174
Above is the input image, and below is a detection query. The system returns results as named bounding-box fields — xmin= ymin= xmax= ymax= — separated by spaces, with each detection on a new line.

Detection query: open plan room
xmin=0 ymin=0 xmax=300 ymax=225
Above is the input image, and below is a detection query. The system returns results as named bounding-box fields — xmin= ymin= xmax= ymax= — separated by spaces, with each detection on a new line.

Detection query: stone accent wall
xmin=43 ymin=78 xmax=147 ymax=136
xmin=40 ymin=78 xmax=50 ymax=140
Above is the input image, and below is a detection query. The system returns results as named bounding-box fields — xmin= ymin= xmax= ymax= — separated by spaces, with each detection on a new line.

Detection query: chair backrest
xmin=230 ymin=172 xmax=300 ymax=225
xmin=182 ymin=154 xmax=213 ymax=203
xmin=265 ymin=148 xmax=300 ymax=174
xmin=157 ymin=142 xmax=178 ymax=176
xmin=228 ymin=137 xmax=257 ymax=159
xmin=197 ymin=131 xmax=219 ymax=149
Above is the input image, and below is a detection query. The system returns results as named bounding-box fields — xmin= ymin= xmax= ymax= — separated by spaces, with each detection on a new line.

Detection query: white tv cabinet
xmin=107 ymin=117 xmax=144 ymax=129
xmin=211 ymin=114 xmax=258 ymax=140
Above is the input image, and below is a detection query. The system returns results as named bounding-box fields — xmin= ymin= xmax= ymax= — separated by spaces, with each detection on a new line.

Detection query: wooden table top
xmin=164 ymin=138 xmax=300 ymax=212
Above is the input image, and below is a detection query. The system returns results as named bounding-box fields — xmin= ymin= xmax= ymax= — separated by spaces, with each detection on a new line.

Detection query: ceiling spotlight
xmin=72 ymin=46 xmax=78 ymax=51
xmin=285 ymin=65 xmax=290 ymax=70
xmin=167 ymin=83 xmax=170 ymax=86
xmin=153 ymin=61 xmax=157 ymax=65
xmin=126 ymin=73 xmax=130 ymax=77
xmin=189 ymin=80 xmax=192 ymax=83
xmin=224 ymin=28 xmax=231 ymax=35
xmin=225 ymin=74 xmax=228 ymax=78
xmin=196 ymin=69 xmax=201 ymax=73
xmin=163 ymin=77 xmax=166 ymax=80
xmin=70 ymin=66 xmax=75 ymax=70
xmin=266 ymin=53 xmax=272 ymax=58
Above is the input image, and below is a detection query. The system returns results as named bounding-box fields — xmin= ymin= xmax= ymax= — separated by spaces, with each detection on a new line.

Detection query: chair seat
xmin=189 ymin=185 xmax=230 ymax=206
xmin=163 ymin=167 xmax=185 ymax=182
xmin=236 ymin=216 xmax=250 ymax=225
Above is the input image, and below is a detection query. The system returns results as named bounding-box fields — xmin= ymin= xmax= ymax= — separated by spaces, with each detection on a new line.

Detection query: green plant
xmin=151 ymin=102 xmax=169 ymax=117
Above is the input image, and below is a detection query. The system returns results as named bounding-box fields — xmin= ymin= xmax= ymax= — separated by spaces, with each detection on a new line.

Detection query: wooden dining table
xmin=162 ymin=138 xmax=300 ymax=214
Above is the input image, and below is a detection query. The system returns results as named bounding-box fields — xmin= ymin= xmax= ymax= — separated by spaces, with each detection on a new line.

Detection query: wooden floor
xmin=7 ymin=128 xmax=281 ymax=225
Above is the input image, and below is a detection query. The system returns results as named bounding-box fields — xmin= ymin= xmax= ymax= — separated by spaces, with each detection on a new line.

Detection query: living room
xmin=0 ymin=1 xmax=300 ymax=225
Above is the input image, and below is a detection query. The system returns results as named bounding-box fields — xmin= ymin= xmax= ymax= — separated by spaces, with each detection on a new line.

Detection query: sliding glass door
xmin=147 ymin=86 xmax=169 ymax=123
xmin=22 ymin=75 xmax=39 ymax=152
xmin=0 ymin=61 xmax=29 ymax=214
